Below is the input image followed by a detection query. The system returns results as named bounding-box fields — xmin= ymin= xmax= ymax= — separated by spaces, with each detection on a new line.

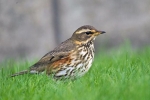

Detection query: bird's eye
xmin=85 ymin=31 xmax=93 ymax=35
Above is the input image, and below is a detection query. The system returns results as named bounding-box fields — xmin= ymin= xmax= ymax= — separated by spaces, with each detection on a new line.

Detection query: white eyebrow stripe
xmin=76 ymin=29 xmax=91 ymax=34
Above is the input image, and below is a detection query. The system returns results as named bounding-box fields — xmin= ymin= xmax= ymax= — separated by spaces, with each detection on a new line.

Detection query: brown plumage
xmin=11 ymin=25 xmax=105 ymax=79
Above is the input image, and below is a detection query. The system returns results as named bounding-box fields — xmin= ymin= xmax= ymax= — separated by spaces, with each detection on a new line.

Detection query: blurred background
xmin=0 ymin=0 xmax=150 ymax=63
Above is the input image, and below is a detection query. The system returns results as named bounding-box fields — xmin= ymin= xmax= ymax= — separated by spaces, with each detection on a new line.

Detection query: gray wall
xmin=0 ymin=0 xmax=150 ymax=62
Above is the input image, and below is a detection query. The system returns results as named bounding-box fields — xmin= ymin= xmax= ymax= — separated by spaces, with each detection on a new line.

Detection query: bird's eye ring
xmin=85 ymin=31 xmax=93 ymax=35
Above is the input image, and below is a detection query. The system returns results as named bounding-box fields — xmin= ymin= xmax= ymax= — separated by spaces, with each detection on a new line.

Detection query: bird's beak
xmin=95 ymin=31 xmax=106 ymax=36
xmin=99 ymin=31 xmax=106 ymax=34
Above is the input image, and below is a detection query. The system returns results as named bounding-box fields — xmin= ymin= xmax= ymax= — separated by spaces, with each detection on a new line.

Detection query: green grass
xmin=0 ymin=46 xmax=150 ymax=100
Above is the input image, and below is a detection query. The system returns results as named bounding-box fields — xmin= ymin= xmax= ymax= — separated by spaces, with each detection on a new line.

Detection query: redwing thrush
xmin=11 ymin=25 xmax=105 ymax=79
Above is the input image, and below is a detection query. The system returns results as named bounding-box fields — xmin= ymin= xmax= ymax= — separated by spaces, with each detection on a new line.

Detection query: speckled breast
xmin=54 ymin=41 xmax=95 ymax=79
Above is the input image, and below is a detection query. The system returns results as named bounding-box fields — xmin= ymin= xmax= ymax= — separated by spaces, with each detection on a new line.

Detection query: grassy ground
xmin=0 ymin=46 xmax=150 ymax=100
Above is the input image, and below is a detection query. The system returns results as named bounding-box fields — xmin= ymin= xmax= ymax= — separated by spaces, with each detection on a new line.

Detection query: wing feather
xmin=29 ymin=38 xmax=75 ymax=73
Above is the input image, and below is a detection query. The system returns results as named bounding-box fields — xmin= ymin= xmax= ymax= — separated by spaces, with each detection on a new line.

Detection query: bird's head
xmin=71 ymin=25 xmax=105 ymax=45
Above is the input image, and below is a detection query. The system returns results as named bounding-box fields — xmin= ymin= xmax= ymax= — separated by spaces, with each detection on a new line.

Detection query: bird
xmin=11 ymin=25 xmax=106 ymax=79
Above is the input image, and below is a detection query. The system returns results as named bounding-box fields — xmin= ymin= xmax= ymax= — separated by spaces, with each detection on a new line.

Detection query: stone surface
xmin=0 ymin=0 xmax=150 ymax=62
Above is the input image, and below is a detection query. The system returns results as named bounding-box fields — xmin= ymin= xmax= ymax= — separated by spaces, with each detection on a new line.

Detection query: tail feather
xmin=11 ymin=70 xmax=29 ymax=77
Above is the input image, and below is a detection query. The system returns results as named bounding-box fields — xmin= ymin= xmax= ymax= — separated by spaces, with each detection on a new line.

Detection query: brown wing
xmin=29 ymin=38 xmax=75 ymax=73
